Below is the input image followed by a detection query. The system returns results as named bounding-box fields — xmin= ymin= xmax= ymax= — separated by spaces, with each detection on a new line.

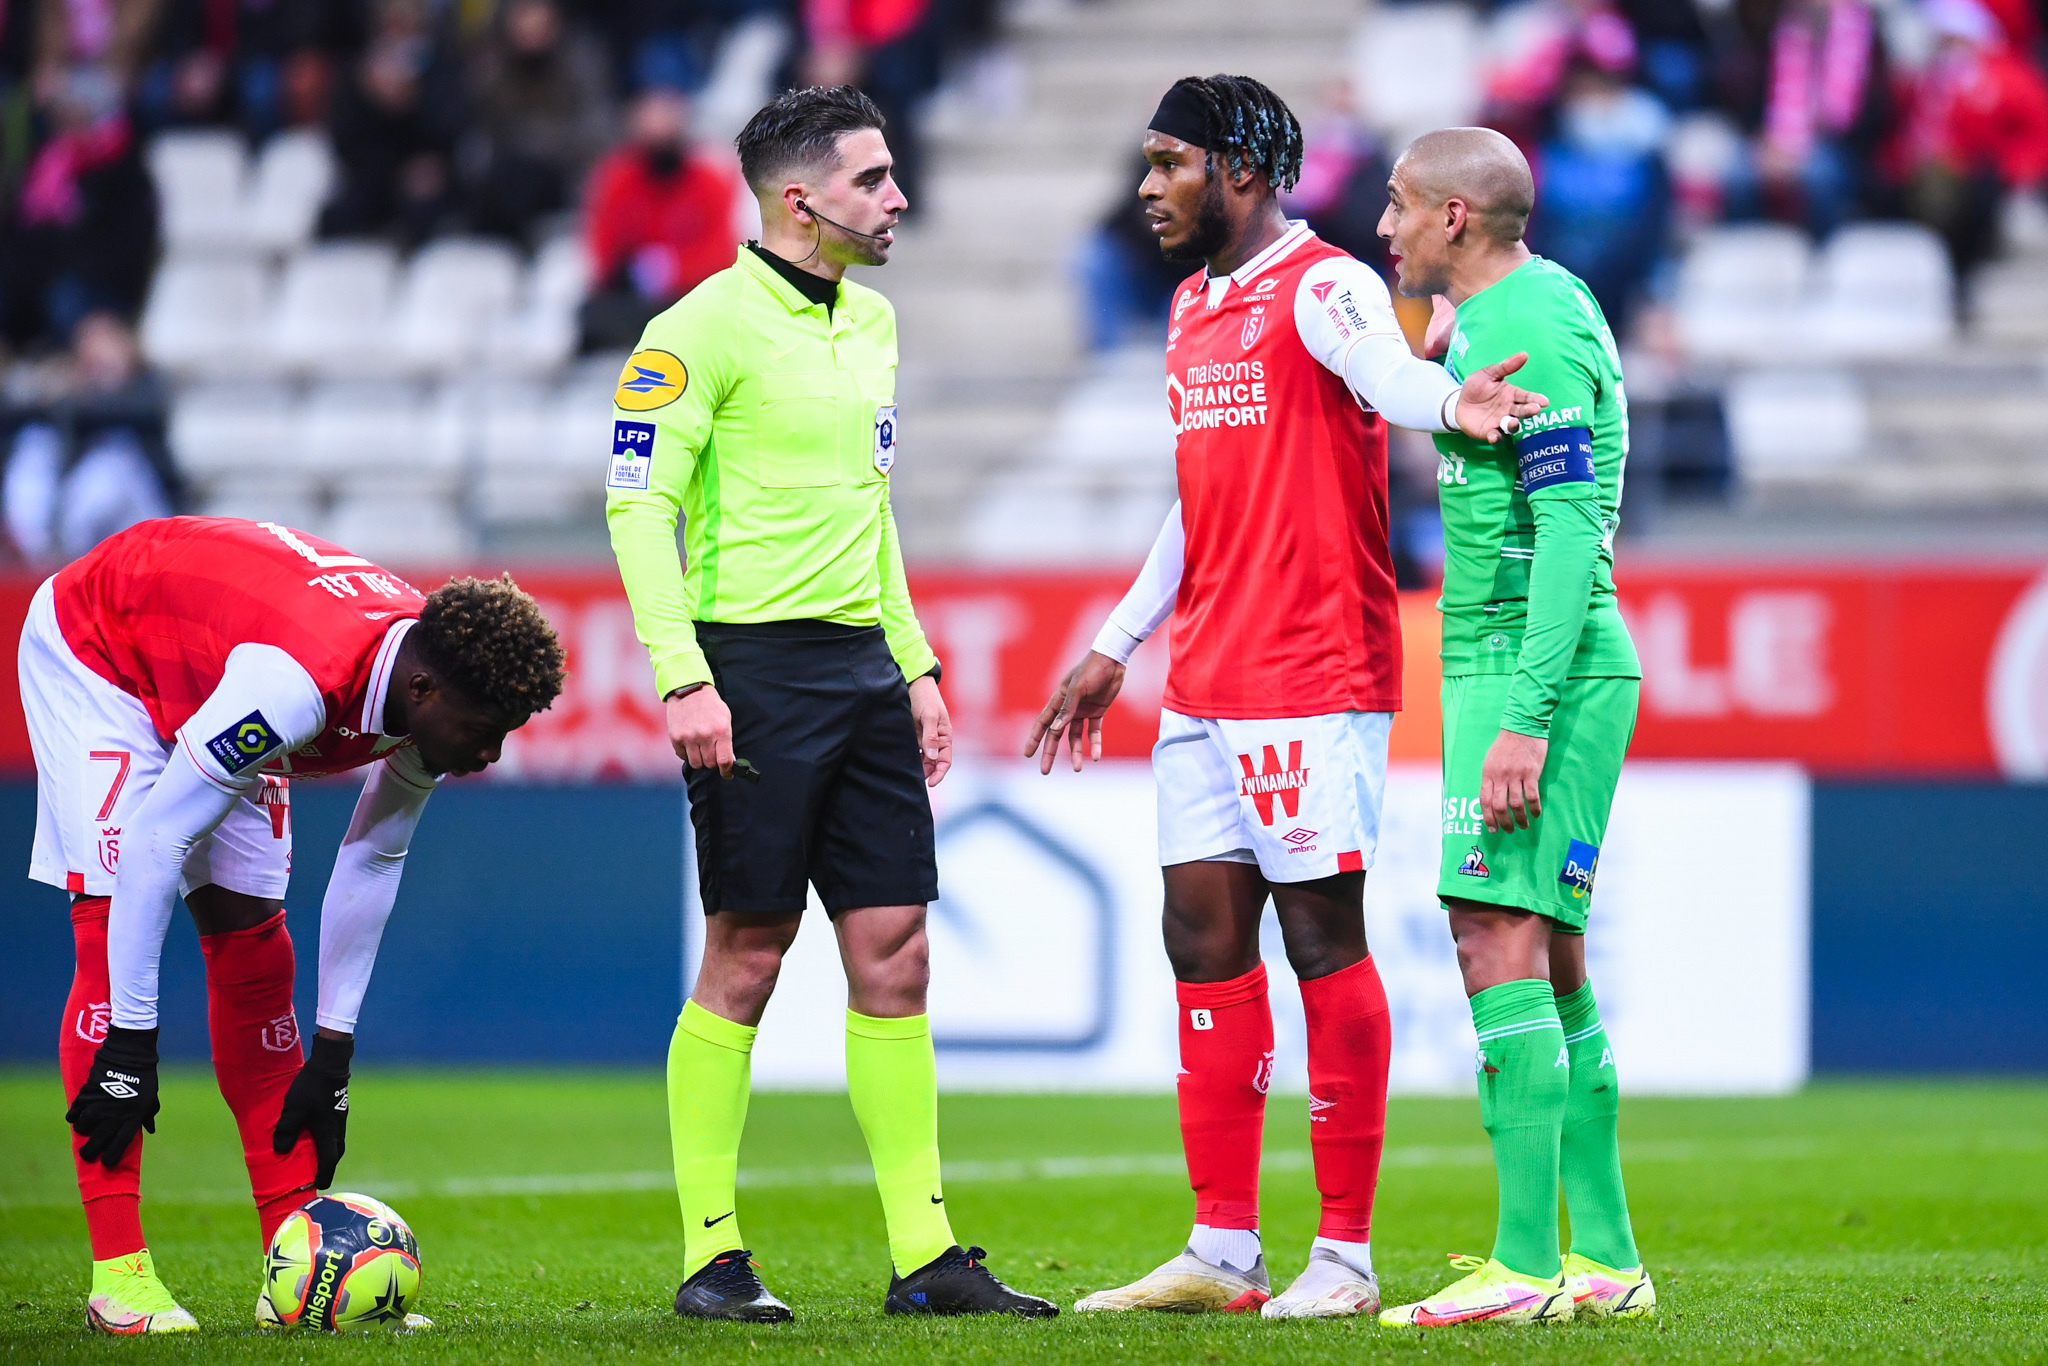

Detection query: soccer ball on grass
xmin=263 ymin=1192 xmax=422 ymax=1329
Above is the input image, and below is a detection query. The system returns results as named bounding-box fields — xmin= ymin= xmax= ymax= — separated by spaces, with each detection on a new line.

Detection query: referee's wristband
xmin=921 ymin=662 xmax=942 ymax=684
xmin=665 ymin=683 xmax=709 ymax=702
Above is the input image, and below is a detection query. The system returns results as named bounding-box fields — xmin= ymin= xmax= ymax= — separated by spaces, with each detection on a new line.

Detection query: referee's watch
xmin=920 ymin=662 xmax=941 ymax=684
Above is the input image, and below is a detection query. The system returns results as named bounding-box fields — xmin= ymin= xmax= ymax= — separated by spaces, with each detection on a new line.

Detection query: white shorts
xmin=1153 ymin=707 xmax=1391 ymax=883
xmin=19 ymin=577 xmax=292 ymax=900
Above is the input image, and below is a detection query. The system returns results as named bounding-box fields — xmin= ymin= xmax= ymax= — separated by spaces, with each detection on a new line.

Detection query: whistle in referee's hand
xmin=730 ymin=758 xmax=762 ymax=784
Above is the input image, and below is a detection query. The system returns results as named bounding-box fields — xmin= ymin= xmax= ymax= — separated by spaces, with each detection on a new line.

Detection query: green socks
xmin=668 ymin=1000 xmax=756 ymax=1278
xmin=845 ymin=1010 xmax=955 ymax=1276
xmin=1471 ymin=978 xmax=1569 ymax=1279
xmin=1556 ymin=982 xmax=1640 ymax=1270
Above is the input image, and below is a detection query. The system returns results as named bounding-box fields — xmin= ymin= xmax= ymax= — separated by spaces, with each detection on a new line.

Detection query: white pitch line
xmin=4 ymin=1130 xmax=2042 ymax=1211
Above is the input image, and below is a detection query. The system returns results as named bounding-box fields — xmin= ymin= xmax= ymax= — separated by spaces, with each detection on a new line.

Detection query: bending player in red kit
xmin=1029 ymin=77 xmax=1544 ymax=1319
xmin=19 ymin=517 xmax=564 ymax=1333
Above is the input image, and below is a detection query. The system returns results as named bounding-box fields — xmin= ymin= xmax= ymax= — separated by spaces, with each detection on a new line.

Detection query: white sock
xmin=1186 ymin=1224 xmax=1262 ymax=1274
xmin=1311 ymin=1235 xmax=1373 ymax=1279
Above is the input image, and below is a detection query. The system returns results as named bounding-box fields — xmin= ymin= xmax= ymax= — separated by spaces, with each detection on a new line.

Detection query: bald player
xmin=1373 ymin=128 xmax=1655 ymax=1328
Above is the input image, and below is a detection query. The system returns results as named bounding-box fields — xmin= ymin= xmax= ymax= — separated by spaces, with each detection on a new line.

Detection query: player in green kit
xmin=1373 ymin=128 xmax=1653 ymax=1327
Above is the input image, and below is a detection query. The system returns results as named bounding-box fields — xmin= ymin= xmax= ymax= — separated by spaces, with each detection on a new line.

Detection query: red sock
xmin=199 ymin=911 xmax=316 ymax=1247
xmin=62 ymin=897 xmax=147 ymax=1260
xmin=1300 ymin=954 xmax=1391 ymax=1242
xmin=1176 ymin=964 xmax=1273 ymax=1230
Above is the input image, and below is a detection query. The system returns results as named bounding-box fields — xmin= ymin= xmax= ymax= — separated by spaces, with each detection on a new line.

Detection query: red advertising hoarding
xmin=5 ymin=560 xmax=2046 ymax=779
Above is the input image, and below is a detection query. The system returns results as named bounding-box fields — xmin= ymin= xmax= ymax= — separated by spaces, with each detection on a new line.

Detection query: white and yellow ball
xmin=264 ymin=1193 xmax=422 ymax=1330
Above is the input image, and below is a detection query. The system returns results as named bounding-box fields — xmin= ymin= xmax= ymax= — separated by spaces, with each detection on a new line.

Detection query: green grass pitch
xmin=1 ymin=1072 xmax=2041 ymax=1364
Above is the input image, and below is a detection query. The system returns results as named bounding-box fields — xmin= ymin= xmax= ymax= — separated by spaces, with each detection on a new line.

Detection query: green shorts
xmin=1436 ymin=673 xmax=1639 ymax=931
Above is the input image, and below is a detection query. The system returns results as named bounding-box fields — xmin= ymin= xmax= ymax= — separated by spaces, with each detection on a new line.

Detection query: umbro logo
xmin=100 ymin=1078 xmax=139 ymax=1099
xmin=1308 ymin=1092 xmax=1335 ymax=1122
xmin=1281 ymin=827 xmax=1318 ymax=847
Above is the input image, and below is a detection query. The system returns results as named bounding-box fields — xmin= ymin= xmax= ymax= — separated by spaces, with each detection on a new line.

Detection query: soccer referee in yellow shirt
xmin=605 ymin=85 xmax=1056 ymax=1325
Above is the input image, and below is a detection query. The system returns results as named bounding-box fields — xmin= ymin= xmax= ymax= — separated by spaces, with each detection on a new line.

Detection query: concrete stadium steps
xmin=884 ymin=0 xmax=1361 ymax=560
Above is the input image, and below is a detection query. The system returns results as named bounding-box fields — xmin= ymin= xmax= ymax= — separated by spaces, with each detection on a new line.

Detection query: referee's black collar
xmin=746 ymin=242 xmax=841 ymax=317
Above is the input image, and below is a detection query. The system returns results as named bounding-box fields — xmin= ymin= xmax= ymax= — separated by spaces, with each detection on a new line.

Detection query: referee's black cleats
xmin=674 ymin=1250 xmax=793 ymax=1323
xmin=884 ymin=1246 xmax=1059 ymax=1318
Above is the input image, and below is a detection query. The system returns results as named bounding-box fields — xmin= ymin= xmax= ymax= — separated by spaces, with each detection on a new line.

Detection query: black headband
xmin=1148 ymin=82 xmax=1213 ymax=150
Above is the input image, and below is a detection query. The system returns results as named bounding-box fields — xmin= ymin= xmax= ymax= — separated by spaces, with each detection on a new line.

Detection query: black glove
xmin=66 ymin=1025 xmax=160 ymax=1168
xmin=273 ymin=1033 xmax=352 ymax=1189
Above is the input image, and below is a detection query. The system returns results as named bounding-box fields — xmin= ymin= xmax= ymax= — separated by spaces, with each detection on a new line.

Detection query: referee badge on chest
xmin=872 ymin=404 xmax=898 ymax=475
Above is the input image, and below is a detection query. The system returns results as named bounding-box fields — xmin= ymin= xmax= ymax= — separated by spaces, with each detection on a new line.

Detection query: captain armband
xmin=1515 ymin=426 xmax=1596 ymax=493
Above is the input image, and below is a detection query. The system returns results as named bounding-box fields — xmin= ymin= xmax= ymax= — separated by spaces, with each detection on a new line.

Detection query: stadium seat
xmin=392 ymin=238 xmax=523 ymax=372
xmin=1806 ymin=223 xmax=1955 ymax=357
xmin=1045 ymin=349 xmax=1177 ymax=472
xmin=194 ymin=478 xmax=324 ymax=531
xmin=270 ymin=242 xmax=401 ymax=374
xmin=168 ymin=380 xmax=298 ymax=476
xmin=303 ymin=380 xmax=460 ymax=492
xmin=1674 ymin=224 xmax=1812 ymax=361
xmin=1723 ymin=367 xmax=1868 ymax=483
xmin=1352 ymin=4 xmax=1482 ymax=145
xmin=148 ymin=130 xmax=252 ymax=253
xmin=139 ymin=258 xmax=273 ymax=375
xmin=325 ymin=493 xmax=473 ymax=563
xmin=487 ymin=236 xmax=587 ymax=373
xmin=963 ymin=471 xmax=1176 ymax=565
xmin=1971 ymin=257 xmax=2048 ymax=347
xmin=249 ymin=131 xmax=336 ymax=254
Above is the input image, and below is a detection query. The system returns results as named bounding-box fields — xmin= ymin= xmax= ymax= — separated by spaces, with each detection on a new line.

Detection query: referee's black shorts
xmin=686 ymin=619 xmax=939 ymax=916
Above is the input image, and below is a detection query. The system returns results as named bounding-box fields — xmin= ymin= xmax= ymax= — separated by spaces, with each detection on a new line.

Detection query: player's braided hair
xmin=413 ymin=574 xmax=566 ymax=721
xmin=1173 ymin=74 xmax=1304 ymax=195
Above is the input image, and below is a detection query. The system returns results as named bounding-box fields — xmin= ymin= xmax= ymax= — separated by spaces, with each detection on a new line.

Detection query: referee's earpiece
xmin=793 ymin=198 xmax=892 ymax=242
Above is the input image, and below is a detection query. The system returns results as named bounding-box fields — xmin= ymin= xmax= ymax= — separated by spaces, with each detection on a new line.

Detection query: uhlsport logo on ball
xmin=264 ymin=1193 xmax=421 ymax=1330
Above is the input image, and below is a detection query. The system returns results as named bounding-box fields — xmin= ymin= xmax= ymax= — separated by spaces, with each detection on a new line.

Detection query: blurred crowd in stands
xmin=0 ymin=0 xmax=999 ymax=562
xmin=1087 ymin=0 xmax=2048 ymax=350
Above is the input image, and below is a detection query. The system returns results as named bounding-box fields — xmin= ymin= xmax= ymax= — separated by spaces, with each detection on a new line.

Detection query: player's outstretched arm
xmin=276 ymin=750 xmax=434 ymax=1188
xmin=1296 ymin=260 xmax=1543 ymax=440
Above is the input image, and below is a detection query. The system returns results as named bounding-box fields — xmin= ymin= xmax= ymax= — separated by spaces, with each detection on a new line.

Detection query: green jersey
xmin=1434 ymin=256 xmax=1640 ymax=738
xmin=604 ymin=247 xmax=936 ymax=699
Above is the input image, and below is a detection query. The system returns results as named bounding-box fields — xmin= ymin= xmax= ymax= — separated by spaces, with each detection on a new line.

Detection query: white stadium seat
xmin=148 ymin=130 xmax=251 ymax=253
xmin=302 ymin=380 xmax=458 ymax=489
xmin=139 ymin=258 xmax=272 ymax=374
xmin=1353 ymin=4 xmax=1482 ymax=145
xmin=167 ymin=381 xmax=300 ymax=483
xmin=1806 ymin=223 xmax=1954 ymax=357
xmin=1724 ymin=367 xmax=1868 ymax=482
xmin=324 ymin=494 xmax=472 ymax=563
xmin=487 ymin=236 xmax=588 ymax=373
xmin=1674 ymin=224 xmax=1812 ymax=361
xmin=270 ymin=242 xmax=401 ymax=374
xmin=195 ymin=478 xmax=324 ymax=530
xmin=392 ymin=238 xmax=522 ymax=372
xmin=249 ymin=131 xmax=336 ymax=253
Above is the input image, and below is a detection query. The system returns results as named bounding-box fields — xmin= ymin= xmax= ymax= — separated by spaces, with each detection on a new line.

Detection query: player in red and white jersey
xmin=17 ymin=516 xmax=564 ymax=1334
xmin=1027 ymin=77 xmax=1544 ymax=1321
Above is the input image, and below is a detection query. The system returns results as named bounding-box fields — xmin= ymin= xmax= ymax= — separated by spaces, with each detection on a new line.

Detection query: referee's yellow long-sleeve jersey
xmin=604 ymin=246 xmax=936 ymax=700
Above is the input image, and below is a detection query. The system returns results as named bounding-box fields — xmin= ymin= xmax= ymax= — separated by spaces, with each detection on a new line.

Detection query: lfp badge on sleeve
xmin=608 ymin=420 xmax=655 ymax=490
xmin=873 ymin=404 xmax=898 ymax=475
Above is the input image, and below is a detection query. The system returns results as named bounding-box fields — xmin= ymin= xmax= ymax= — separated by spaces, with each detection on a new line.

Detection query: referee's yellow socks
xmin=845 ymin=1010 xmax=955 ymax=1276
xmin=669 ymin=1000 xmax=755 ymax=1278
